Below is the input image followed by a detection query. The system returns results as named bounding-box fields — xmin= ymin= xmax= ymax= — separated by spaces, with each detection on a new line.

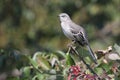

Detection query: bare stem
xmin=68 ymin=45 xmax=101 ymax=79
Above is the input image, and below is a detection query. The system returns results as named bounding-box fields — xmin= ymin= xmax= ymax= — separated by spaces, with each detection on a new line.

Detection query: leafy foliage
xmin=0 ymin=44 xmax=120 ymax=80
xmin=0 ymin=0 xmax=119 ymax=80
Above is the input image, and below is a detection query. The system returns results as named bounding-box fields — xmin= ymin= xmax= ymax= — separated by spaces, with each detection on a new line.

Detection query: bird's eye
xmin=61 ymin=15 xmax=65 ymax=17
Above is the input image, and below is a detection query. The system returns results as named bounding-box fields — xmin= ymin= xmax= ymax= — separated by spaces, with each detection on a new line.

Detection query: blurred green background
xmin=0 ymin=0 xmax=120 ymax=54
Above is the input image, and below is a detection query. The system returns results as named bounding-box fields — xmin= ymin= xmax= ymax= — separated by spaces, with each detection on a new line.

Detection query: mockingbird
xmin=58 ymin=13 xmax=97 ymax=64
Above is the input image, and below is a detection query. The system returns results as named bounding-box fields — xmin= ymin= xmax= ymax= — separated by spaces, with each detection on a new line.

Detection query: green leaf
xmin=114 ymin=44 xmax=120 ymax=55
xmin=56 ymin=51 xmax=66 ymax=58
xmin=115 ymin=75 xmax=120 ymax=80
xmin=94 ymin=68 xmax=103 ymax=74
xmin=29 ymin=57 xmax=39 ymax=69
xmin=32 ymin=52 xmax=51 ymax=70
xmin=99 ymin=62 xmax=112 ymax=72
xmin=36 ymin=55 xmax=51 ymax=70
xmin=66 ymin=53 xmax=75 ymax=66
xmin=22 ymin=66 xmax=31 ymax=77
xmin=102 ymin=64 xmax=111 ymax=72
xmin=32 ymin=73 xmax=45 ymax=80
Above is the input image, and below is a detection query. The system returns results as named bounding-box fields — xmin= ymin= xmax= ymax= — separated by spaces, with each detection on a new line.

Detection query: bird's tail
xmin=86 ymin=45 xmax=97 ymax=64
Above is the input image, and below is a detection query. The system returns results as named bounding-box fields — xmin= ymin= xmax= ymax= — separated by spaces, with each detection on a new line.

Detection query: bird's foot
xmin=67 ymin=41 xmax=76 ymax=48
xmin=67 ymin=43 xmax=73 ymax=48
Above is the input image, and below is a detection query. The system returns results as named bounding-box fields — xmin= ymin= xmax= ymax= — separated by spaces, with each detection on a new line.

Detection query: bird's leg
xmin=67 ymin=40 xmax=76 ymax=53
xmin=72 ymin=40 xmax=76 ymax=45
xmin=67 ymin=40 xmax=76 ymax=47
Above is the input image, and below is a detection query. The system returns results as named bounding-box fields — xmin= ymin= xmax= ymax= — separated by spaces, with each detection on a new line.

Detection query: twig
xmin=68 ymin=45 xmax=101 ymax=79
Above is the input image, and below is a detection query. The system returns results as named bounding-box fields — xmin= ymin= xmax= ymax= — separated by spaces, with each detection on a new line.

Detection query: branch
xmin=68 ymin=45 xmax=100 ymax=79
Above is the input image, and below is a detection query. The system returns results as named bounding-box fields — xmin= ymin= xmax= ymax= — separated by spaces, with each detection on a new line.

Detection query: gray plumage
xmin=58 ymin=13 xmax=97 ymax=64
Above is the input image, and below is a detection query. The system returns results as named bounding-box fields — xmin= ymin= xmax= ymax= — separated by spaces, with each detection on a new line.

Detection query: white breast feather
xmin=61 ymin=22 xmax=74 ymax=40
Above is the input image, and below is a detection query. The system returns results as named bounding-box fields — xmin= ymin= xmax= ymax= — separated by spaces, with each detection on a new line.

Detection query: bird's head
xmin=58 ymin=13 xmax=71 ymax=22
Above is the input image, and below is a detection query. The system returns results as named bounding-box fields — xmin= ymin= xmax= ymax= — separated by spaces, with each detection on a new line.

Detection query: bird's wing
xmin=69 ymin=22 xmax=88 ymax=45
xmin=69 ymin=22 xmax=97 ymax=63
